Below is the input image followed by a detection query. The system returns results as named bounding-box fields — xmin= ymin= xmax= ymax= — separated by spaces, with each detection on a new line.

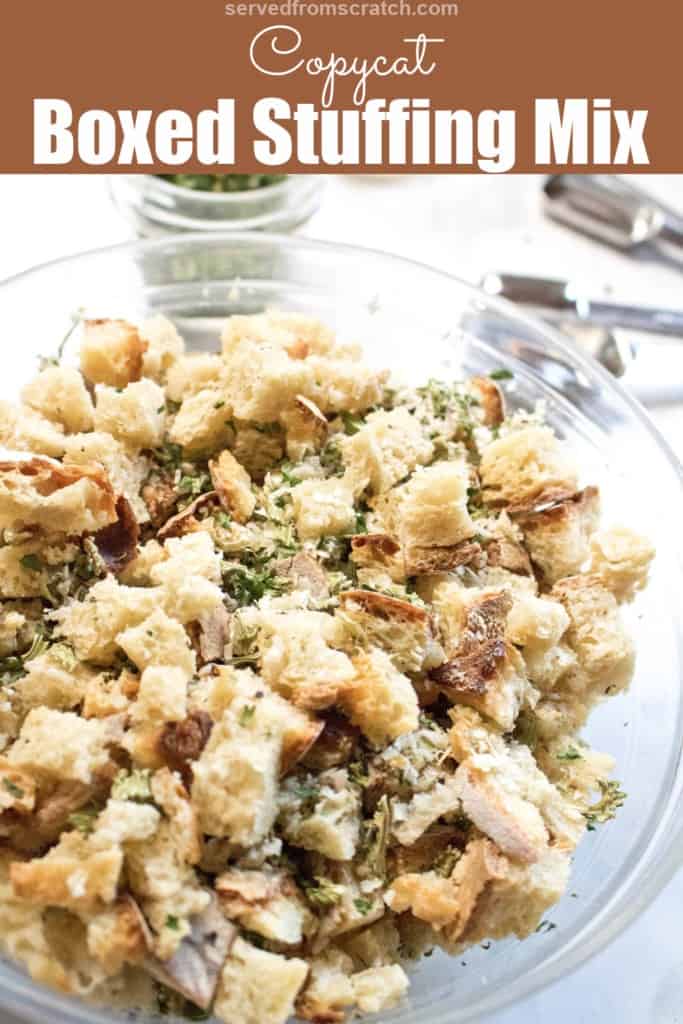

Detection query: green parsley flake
xmin=557 ymin=747 xmax=583 ymax=762
xmin=20 ymin=553 xmax=43 ymax=573
xmin=584 ymin=780 xmax=626 ymax=830
xmin=353 ymin=897 xmax=373 ymax=916
xmin=2 ymin=778 xmax=24 ymax=799
xmin=239 ymin=704 xmax=256 ymax=726
xmin=111 ymin=769 xmax=154 ymax=804
xmin=68 ymin=807 xmax=99 ymax=835
xmin=303 ymin=877 xmax=345 ymax=908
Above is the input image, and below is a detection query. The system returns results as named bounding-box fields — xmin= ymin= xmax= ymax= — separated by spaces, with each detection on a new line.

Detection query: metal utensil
xmin=481 ymin=272 xmax=683 ymax=339
xmin=543 ymin=175 xmax=683 ymax=265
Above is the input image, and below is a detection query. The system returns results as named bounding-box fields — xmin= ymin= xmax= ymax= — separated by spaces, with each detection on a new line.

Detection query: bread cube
xmin=515 ymin=487 xmax=600 ymax=583
xmin=169 ymin=387 xmax=233 ymax=456
xmin=139 ymin=314 xmax=185 ymax=382
xmin=340 ymin=648 xmax=419 ymax=747
xmin=8 ymin=707 xmax=112 ymax=784
xmin=551 ymin=574 xmax=635 ymax=695
xmin=94 ymin=380 xmax=166 ymax=449
xmin=291 ymin=476 xmax=357 ymax=541
xmin=210 ymin=449 xmax=255 ymax=524
xmin=0 ymin=457 xmax=116 ymax=535
xmin=0 ymin=401 xmax=66 ymax=458
xmin=117 ymin=608 xmax=196 ymax=679
xmin=589 ymin=525 xmax=655 ymax=601
xmin=53 ymin=577 xmax=160 ymax=663
xmin=63 ymin=431 xmax=151 ymax=524
xmin=165 ymin=353 xmax=224 ymax=402
xmin=191 ymin=698 xmax=284 ymax=844
xmin=80 ymin=319 xmax=145 ymax=388
xmin=259 ymin=610 xmax=355 ymax=710
xmin=214 ymin=937 xmax=308 ymax=1024
xmin=22 ymin=366 xmax=94 ymax=434
xmin=342 ymin=407 xmax=433 ymax=495
xmin=480 ymin=426 xmax=578 ymax=505
xmin=278 ymin=768 xmax=361 ymax=860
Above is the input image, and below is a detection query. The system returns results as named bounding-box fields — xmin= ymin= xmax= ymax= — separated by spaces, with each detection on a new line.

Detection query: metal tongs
xmin=481 ymin=273 xmax=683 ymax=339
xmin=543 ymin=175 xmax=683 ymax=265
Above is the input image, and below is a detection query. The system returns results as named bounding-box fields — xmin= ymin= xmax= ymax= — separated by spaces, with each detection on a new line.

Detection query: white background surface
xmin=0 ymin=173 xmax=682 ymax=1023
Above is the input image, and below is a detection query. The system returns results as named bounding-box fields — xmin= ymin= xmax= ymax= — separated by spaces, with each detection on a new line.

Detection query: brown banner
xmin=0 ymin=0 xmax=679 ymax=171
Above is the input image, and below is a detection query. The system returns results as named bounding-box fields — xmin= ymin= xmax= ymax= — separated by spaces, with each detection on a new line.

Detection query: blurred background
xmin=0 ymin=173 xmax=681 ymax=1023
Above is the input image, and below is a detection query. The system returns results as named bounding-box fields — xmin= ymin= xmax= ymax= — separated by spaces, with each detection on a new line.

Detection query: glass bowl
xmin=108 ymin=175 xmax=324 ymax=236
xmin=0 ymin=233 xmax=682 ymax=1024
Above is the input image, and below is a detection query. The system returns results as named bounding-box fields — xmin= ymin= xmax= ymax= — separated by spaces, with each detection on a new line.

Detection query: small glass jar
xmin=109 ymin=174 xmax=324 ymax=236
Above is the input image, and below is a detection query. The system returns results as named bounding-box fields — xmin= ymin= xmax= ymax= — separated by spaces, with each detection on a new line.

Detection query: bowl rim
xmin=0 ymin=229 xmax=682 ymax=1024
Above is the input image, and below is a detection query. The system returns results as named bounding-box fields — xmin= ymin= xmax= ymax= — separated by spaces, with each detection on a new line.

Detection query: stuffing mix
xmin=0 ymin=312 xmax=654 ymax=1022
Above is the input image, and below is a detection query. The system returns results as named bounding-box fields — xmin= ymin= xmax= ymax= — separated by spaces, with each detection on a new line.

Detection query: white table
xmin=1 ymin=173 xmax=682 ymax=1024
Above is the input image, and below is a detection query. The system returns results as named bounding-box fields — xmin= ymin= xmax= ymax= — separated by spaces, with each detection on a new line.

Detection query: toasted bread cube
xmin=291 ymin=476 xmax=357 ymax=541
xmin=459 ymin=845 xmax=571 ymax=942
xmin=165 ymin=353 xmax=224 ymax=402
xmin=589 ymin=526 xmax=655 ymax=601
xmin=131 ymin=666 xmax=188 ymax=726
xmin=17 ymin=651 xmax=94 ymax=711
xmin=85 ymin=897 xmax=149 ymax=974
xmin=279 ymin=768 xmax=361 ymax=860
xmin=308 ymin=356 xmax=388 ymax=415
xmin=168 ymin=387 xmax=234 ymax=455
xmin=551 ymin=574 xmax=635 ymax=694
xmin=454 ymin=760 xmax=548 ymax=863
xmin=94 ymin=380 xmax=166 ymax=450
xmin=232 ymin=422 xmax=285 ymax=481
xmin=0 ymin=401 xmax=66 ymax=458
xmin=80 ymin=319 xmax=145 ymax=388
xmin=63 ymin=431 xmax=150 ymax=524
xmin=8 ymin=708 xmax=112 ymax=784
xmin=388 ymin=838 xmax=507 ymax=944
xmin=452 ymin=724 xmax=585 ymax=858
xmin=351 ymin=965 xmax=409 ymax=1014
xmin=222 ymin=312 xmax=337 ymax=359
xmin=342 ymin=407 xmax=433 ymax=495
xmin=516 ymin=487 xmax=600 ymax=583
xmin=259 ymin=610 xmax=355 ymax=710
xmin=340 ymin=648 xmax=419 ymax=747
xmin=505 ymin=588 xmax=570 ymax=650
xmin=192 ymin=697 xmax=284 ymax=844
xmin=214 ymin=937 xmax=309 ymax=1024
xmin=216 ymin=868 xmax=310 ymax=945
xmin=297 ymin=949 xmax=355 ymax=1020
xmin=10 ymin=832 xmax=123 ymax=912
xmin=224 ymin=341 xmax=314 ymax=423
xmin=82 ymin=671 xmax=136 ymax=719
xmin=210 ymin=449 xmax=255 ymax=524
xmin=117 ymin=609 xmax=196 ymax=680
xmin=386 ymin=459 xmax=474 ymax=550
xmin=150 ymin=533 xmax=225 ymax=624
xmin=480 ymin=426 xmax=578 ymax=505
xmin=350 ymin=533 xmax=405 ymax=583
xmin=53 ymin=577 xmax=160 ymax=664
xmin=139 ymin=314 xmax=185 ymax=382
xmin=153 ymin=531 xmax=223 ymax=586
xmin=337 ymin=590 xmax=437 ymax=675
xmin=94 ymin=799 xmax=161 ymax=847
xmin=22 ymin=367 xmax=94 ymax=434
xmin=392 ymin=775 xmax=462 ymax=846
xmin=0 ymin=457 xmax=116 ymax=535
